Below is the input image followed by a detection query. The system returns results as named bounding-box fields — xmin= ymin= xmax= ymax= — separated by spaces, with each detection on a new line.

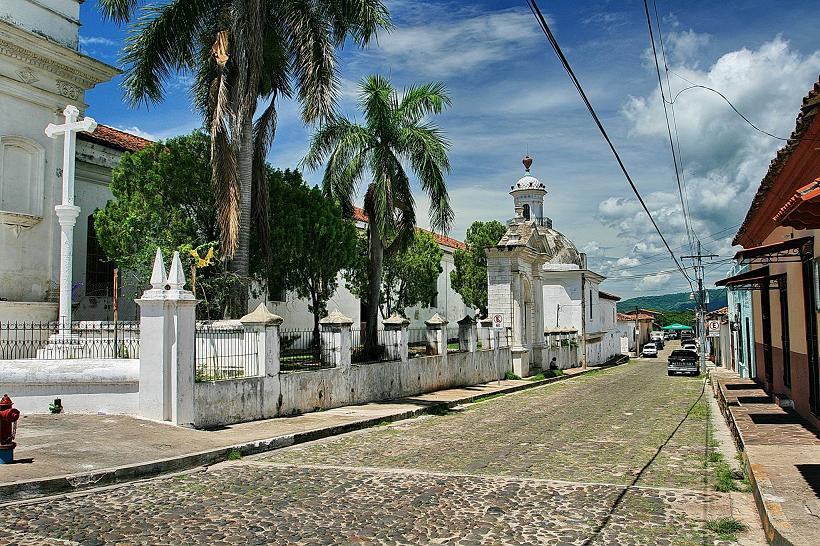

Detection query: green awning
xmin=661 ymin=323 xmax=693 ymax=330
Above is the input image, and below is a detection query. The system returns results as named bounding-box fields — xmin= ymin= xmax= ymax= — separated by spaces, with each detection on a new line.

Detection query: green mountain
xmin=616 ymin=288 xmax=727 ymax=313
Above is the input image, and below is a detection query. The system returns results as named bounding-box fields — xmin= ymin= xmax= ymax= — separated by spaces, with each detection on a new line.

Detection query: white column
xmin=320 ymin=309 xmax=353 ymax=369
xmin=45 ymin=105 xmax=97 ymax=335
xmin=512 ymin=272 xmax=523 ymax=349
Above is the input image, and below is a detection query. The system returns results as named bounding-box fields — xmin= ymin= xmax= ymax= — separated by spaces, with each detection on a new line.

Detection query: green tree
xmin=93 ymin=131 xmax=233 ymax=318
xmin=304 ymin=75 xmax=453 ymax=348
xmin=346 ymin=230 xmax=443 ymax=319
xmin=450 ymin=220 xmax=506 ymax=317
xmin=99 ymin=0 xmax=390 ymax=316
xmin=259 ymin=169 xmax=358 ymax=343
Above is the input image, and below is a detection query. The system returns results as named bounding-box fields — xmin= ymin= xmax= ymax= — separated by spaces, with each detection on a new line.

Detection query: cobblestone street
xmin=0 ymin=359 xmax=764 ymax=545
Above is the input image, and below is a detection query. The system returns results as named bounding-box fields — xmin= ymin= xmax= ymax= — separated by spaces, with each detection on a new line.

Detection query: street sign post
xmin=707 ymin=320 xmax=721 ymax=338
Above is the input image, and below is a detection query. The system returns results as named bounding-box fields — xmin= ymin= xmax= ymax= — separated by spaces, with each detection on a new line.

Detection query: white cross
xmin=45 ymin=105 xmax=97 ymax=333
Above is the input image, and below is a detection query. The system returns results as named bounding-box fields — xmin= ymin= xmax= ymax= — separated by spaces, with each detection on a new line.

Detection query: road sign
xmin=707 ymin=320 xmax=721 ymax=337
xmin=492 ymin=314 xmax=504 ymax=329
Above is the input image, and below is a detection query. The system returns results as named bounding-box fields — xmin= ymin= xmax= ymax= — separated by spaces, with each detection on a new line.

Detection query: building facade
xmin=487 ymin=156 xmax=622 ymax=376
xmin=718 ymin=77 xmax=820 ymax=429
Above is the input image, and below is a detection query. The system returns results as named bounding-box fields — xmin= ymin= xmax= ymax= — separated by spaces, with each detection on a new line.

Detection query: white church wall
xmin=487 ymin=257 xmax=513 ymax=329
xmin=541 ymin=274 xmax=582 ymax=332
xmin=1 ymin=0 xmax=81 ymax=49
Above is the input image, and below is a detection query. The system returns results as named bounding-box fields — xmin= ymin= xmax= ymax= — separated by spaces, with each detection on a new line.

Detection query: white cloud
xmin=616 ymin=256 xmax=641 ymax=267
xmin=369 ymin=6 xmax=541 ymax=77
xmin=79 ymin=36 xmax=117 ymax=47
xmin=112 ymin=126 xmax=158 ymax=141
xmin=638 ymin=272 xmax=671 ymax=290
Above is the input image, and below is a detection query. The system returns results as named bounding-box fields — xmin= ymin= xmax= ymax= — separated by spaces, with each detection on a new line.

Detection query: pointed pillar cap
xmin=150 ymin=248 xmax=168 ymax=289
xmin=457 ymin=314 xmax=476 ymax=325
xmin=320 ymin=309 xmax=354 ymax=326
xmin=167 ymin=251 xmax=186 ymax=290
xmin=240 ymin=303 xmax=283 ymax=326
xmin=425 ymin=313 xmax=448 ymax=327
xmin=383 ymin=313 xmax=410 ymax=329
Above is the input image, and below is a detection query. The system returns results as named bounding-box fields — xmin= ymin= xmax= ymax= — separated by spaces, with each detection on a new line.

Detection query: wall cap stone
xmin=240 ymin=303 xmax=283 ymax=326
xmin=425 ymin=313 xmax=448 ymax=327
xmin=383 ymin=314 xmax=410 ymax=328
xmin=320 ymin=309 xmax=354 ymax=326
xmin=457 ymin=315 xmax=476 ymax=325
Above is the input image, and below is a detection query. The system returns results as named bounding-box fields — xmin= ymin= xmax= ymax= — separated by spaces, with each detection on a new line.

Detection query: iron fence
xmin=0 ymin=321 xmax=140 ymax=360
xmin=279 ymin=328 xmax=335 ymax=372
xmin=194 ymin=322 xmax=259 ymax=381
xmin=351 ymin=329 xmax=400 ymax=364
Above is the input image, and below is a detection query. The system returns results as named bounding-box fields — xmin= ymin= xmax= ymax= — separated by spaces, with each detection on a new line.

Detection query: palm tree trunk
xmin=366 ymin=220 xmax=383 ymax=350
xmin=229 ymin=117 xmax=254 ymax=317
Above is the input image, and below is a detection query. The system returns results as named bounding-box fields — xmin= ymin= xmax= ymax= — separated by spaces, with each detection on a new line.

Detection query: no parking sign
xmin=492 ymin=314 xmax=504 ymax=329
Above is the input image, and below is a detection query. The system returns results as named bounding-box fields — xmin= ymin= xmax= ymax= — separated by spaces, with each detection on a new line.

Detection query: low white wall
xmin=192 ymin=347 xmax=511 ymax=428
xmin=0 ymin=301 xmax=57 ymax=324
xmin=0 ymin=358 xmax=139 ymax=415
xmin=543 ymin=345 xmax=579 ymax=370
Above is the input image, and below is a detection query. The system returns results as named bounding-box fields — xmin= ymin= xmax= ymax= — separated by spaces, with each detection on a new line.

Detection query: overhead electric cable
xmin=526 ymin=0 xmax=694 ymax=291
xmin=643 ymin=0 xmax=696 ymax=256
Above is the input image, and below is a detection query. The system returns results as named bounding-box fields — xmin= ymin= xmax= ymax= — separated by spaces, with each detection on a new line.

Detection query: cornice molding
xmin=0 ymin=21 xmax=119 ymax=90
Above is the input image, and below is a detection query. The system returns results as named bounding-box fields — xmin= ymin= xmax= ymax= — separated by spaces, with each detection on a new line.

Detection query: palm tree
xmin=98 ymin=0 xmax=390 ymax=315
xmin=304 ymin=75 xmax=453 ymax=348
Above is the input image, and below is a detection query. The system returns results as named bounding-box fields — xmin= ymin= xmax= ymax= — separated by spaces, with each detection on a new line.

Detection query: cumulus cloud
xmin=637 ymin=272 xmax=672 ymax=290
xmin=112 ymin=126 xmax=158 ymax=141
xmin=79 ymin=36 xmax=117 ymax=47
xmin=604 ymin=35 xmax=820 ymax=290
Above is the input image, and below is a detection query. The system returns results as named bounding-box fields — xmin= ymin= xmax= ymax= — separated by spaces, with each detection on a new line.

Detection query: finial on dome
xmin=523 ymin=154 xmax=533 ymax=172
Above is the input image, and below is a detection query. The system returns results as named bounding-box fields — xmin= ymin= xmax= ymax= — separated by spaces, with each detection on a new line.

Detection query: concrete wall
xmin=1 ymin=0 xmax=81 ymax=49
xmin=0 ymin=358 xmax=139 ymax=414
xmin=193 ymin=347 xmax=510 ymax=429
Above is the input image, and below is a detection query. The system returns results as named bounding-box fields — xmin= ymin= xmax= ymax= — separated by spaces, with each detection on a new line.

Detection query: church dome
xmin=510 ymin=155 xmax=546 ymax=192
xmin=540 ymin=226 xmax=583 ymax=268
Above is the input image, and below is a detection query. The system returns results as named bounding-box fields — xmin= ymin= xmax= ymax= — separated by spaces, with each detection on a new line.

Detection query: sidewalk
xmin=1 ymin=365 xmax=604 ymax=503
xmin=712 ymin=367 xmax=820 ymax=546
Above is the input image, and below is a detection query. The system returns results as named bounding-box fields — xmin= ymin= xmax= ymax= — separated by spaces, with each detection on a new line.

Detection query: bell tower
xmin=510 ymin=155 xmax=547 ymax=221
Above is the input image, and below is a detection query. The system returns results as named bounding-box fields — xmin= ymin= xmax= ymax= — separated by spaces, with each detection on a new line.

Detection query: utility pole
xmin=682 ymin=241 xmax=719 ymax=373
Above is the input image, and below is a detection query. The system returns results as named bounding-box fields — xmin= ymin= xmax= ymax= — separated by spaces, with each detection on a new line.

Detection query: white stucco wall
xmin=541 ymin=273 xmax=582 ymax=332
xmin=1 ymin=0 xmax=81 ymax=49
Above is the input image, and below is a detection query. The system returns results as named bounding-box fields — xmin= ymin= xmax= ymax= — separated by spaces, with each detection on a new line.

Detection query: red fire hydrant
xmin=0 ymin=394 xmax=20 ymax=464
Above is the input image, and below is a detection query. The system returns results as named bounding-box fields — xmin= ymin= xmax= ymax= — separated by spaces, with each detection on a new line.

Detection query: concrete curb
xmin=710 ymin=375 xmax=793 ymax=546
xmin=0 ymin=361 xmax=626 ymax=504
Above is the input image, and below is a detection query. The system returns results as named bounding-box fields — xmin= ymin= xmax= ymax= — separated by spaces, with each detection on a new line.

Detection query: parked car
xmin=682 ymin=342 xmax=698 ymax=353
xmin=668 ymin=349 xmax=699 ymax=376
xmin=641 ymin=343 xmax=658 ymax=358
xmin=649 ymin=331 xmax=665 ymax=350
xmin=681 ymin=331 xmax=694 ymax=342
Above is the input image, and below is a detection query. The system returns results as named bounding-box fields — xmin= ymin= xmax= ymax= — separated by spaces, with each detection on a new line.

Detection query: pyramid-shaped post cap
xmin=383 ymin=313 xmax=410 ymax=329
xmin=479 ymin=317 xmax=493 ymax=327
xmin=457 ymin=315 xmax=476 ymax=326
xmin=150 ymin=248 xmax=168 ymax=289
xmin=319 ymin=309 xmax=353 ymax=326
xmin=425 ymin=313 xmax=448 ymax=328
xmin=167 ymin=251 xmax=186 ymax=289
xmin=240 ymin=303 xmax=283 ymax=326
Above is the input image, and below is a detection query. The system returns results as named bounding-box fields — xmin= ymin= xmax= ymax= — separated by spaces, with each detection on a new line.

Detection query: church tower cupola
xmin=510 ymin=155 xmax=547 ymax=223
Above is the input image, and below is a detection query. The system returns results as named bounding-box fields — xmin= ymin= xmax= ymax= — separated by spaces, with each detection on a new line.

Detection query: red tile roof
xmin=734 ymin=77 xmax=820 ymax=245
xmin=617 ymin=312 xmax=654 ymax=321
xmin=772 ymin=177 xmax=820 ymax=229
xmin=78 ymin=124 xmax=154 ymax=152
xmin=351 ymin=206 xmax=466 ymax=250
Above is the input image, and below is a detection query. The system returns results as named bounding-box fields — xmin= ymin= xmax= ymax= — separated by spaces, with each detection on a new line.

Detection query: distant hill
xmin=616 ymin=288 xmax=727 ymax=313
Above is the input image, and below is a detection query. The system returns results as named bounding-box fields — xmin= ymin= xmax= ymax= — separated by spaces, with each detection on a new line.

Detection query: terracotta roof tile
xmin=617 ymin=312 xmax=654 ymax=321
xmin=772 ymin=177 xmax=820 ymax=228
xmin=351 ymin=206 xmax=466 ymax=250
xmin=78 ymin=124 xmax=153 ymax=152
xmin=734 ymin=77 xmax=820 ymax=245
xmin=598 ymin=290 xmax=621 ymax=301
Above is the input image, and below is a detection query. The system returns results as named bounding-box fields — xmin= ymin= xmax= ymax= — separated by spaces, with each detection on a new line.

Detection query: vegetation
xmin=528 ymin=369 xmax=563 ymax=381
xmin=305 ymin=75 xmax=453 ymax=349
xmin=260 ymin=169 xmax=358 ymax=343
xmin=505 ymin=371 xmax=521 ymax=380
xmin=706 ymin=517 xmax=747 ymax=541
xmin=99 ymin=0 xmax=390 ymax=316
xmin=226 ymin=449 xmax=242 ymax=461
xmin=617 ymin=289 xmax=726 ymax=313
xmin=346 ymin=230 xmax=443 ymax=319
xmin=450 ymin=220 xmax=507 ymax=317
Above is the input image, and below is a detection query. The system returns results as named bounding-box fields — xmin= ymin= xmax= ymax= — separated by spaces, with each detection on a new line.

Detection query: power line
xmin=667 ymin=72 xmax=820 ymax=143
xmin=526 ymin=0 xmax=694 ymax=292
xmin=643 ymin=0 xmax=696 ymax=256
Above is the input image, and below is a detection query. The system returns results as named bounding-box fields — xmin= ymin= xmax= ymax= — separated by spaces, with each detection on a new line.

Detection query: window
xmin=589 ymin=290 xmax=592 ymax=319
xmin=0 ymin=136 xmax=45 ymax=225
xmin=522 ymin=203 xmax=530 ymax=220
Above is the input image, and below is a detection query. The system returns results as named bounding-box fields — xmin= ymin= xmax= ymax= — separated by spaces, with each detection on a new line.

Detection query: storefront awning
xmin=661 ymin=323 xmax=692 ymax=330
xmin=732 ymin=236 xmax=814 ymax=264
xmin=773 ymin=178 xmax=820 ymax=230
xmin=715 ymin=266 xmax=786 ymax=291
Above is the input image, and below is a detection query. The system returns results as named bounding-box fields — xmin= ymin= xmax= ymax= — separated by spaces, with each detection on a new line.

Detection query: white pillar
xmin=136 ymin=249 xmax=197 ymax=426
xmin=425 ymin=313 xmax=448 ymax=358
xmin=512 ymin=272 xmax=524 ymax=349
xmin=457 ymin=315 xmax=477 ymax=352
xmin=45 ymin=105 xmax=97 ymax=335
xmin=320 ymin=309 xmax=353 ymax=369
xmin=383 ymin=314 xmax=409 ymax=363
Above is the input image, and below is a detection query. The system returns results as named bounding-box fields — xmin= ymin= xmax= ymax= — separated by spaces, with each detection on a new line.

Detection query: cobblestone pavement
xmin=0 ymin=360 xmax=764 ymax=545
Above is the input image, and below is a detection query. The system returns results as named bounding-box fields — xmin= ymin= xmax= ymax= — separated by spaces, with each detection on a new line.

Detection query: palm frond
xmin=360 ymin=74 xmax=396 ymax=139
xmin=327 ymin=0 xmax=392 ymax=46
xmin=251 ymin=97 xmax=278 ymax=258
xmin=209 ymin=66 xmax=240 ymax=256
xmin=400 ymin=123 xmax=453 ymax=233
xmin=398 ymin=81 xmax=451 ymax=124
xmin=97 ymin=0 xmax=142 ymax=24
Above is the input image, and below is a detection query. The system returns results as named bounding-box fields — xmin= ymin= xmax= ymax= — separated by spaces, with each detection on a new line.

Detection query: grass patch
xmin=688 ymin=402 xmax=708 ymax=420
xmin=706 ymin=517 xmax=747 ymax=541
xmin=374 ymin=420 xmax=392 ymax=427
xmin=226 ymin=449 xmax=242 ymax=461
xmin=428 ymin=405 xmax=452 ymax=416
xmin=472 ymin=393 xmax=505 ymax=404
xmin=707 ymin=451 xmax=724 ymax=464
xmin=505 ymin=370 xmax=521 ymax=380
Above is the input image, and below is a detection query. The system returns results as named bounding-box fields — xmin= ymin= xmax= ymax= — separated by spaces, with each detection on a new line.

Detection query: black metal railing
xmin=0 ymin=321 xmax=140 ymax=360
xmin=507 ymin=216 xmax=552 ymax=228
xmin=351 ymin=329 xmax=400 ymax=364
xmin=279 ymin=329 xmax=335 ymax=372
xmin=194 ymin=323 xmax=259 ymax=381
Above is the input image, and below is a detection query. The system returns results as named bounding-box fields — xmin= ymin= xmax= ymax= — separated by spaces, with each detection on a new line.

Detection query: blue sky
xmin=78 ymin=0 xmax=820 ymax=299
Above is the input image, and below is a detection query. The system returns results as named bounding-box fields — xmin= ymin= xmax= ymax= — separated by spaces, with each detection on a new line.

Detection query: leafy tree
xmin=450 ymin=220 xmax=506 ymax=317
xmin=346 ymin=230 xmax=443 ymax=319
xmin=258 ymin=169 xmax=358 ymax=343
xmin=93 ymin=131 xmax=235 ymax=318
xmin=304 ymin=75 xmax=453 ymax=348
xmin=99 ymin=0 xmax=390 ymax=316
